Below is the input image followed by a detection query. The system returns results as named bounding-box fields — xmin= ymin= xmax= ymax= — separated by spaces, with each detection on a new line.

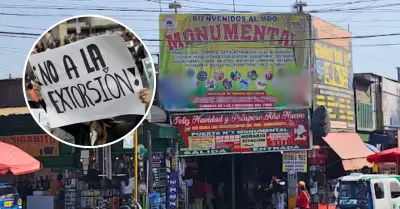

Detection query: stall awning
xmin=323 ymin=133 xmax=375 ymax=170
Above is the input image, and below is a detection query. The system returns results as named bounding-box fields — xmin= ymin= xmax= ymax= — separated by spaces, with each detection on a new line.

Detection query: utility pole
xmin=169 ymin=1 xmax=181 ymax=14
xmin=396 ymin=67 xmax=400 ymax=82
xmin=293 ymin=1 xmax=307 ymax=14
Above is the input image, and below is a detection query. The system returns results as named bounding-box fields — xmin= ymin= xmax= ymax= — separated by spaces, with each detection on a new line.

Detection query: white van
xmin=336 ymin=173 xmax=400 ymax=209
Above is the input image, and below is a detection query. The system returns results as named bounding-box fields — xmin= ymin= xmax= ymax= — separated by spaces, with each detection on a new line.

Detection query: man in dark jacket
xmin=267 ymin=176 xmax=285 ymax=209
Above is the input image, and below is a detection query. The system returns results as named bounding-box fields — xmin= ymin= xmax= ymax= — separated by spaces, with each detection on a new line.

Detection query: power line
xmin=4 ymin=12 xmax=400 ymax=26
xmin=172 ymin=0 xmax=386 ymax=8
xmin=0 ymin=0 xmax=388 ymax=10
xmin=311 ymin=2 xmax=400 ymax=13
xmin=0 ymin=24 xmax=46 ymax=31
xmin=2 ymin=2 xmax=399 ymax=14
xmin=2 ymin=30 xmax=400 ymax=41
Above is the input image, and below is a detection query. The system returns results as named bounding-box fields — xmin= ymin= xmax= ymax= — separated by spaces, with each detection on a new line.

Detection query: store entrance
xmin=236 ymin=152 xmax=283 ymax=209
xmin=184 ymin=155 xmax=233 ymax=209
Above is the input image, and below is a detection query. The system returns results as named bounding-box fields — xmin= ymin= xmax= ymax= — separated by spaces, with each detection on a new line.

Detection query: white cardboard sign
xmin=29 ymin=35 xmax=145 ymax=128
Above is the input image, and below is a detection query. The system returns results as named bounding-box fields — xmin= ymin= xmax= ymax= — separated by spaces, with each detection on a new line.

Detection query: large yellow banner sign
xmin=312 ymin=17 xmax=355 ymax=130
xmin=159 ymin=14 xmax=311 ymax=111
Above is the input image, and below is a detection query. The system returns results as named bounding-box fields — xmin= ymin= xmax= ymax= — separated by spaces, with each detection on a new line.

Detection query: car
xmin=0 ymin=182 xmax=22 ymax=209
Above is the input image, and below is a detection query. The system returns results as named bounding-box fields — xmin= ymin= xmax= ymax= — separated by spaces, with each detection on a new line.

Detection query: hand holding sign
xmin=28 ymin=35 xmax=149 ymax=128
xmin=139 ymin=88 xmax=152 ymax=110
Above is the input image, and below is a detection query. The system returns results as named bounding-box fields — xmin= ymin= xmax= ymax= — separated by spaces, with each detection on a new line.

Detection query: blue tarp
xmin=365 ymin=143 xmax=380 ymax=153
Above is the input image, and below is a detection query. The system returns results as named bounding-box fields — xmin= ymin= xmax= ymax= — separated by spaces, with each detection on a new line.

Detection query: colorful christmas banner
xmin=172 ymin=109 xmax=311 ymax=156
xmin=159 ymin=14 xmax=311 ymax=111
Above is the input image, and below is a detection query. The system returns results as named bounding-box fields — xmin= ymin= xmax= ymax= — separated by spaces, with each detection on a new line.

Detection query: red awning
xmin=323 ymin=133 xmax=375 ymax=171
xmin=0 ymin=142 xmax=42 ymax=175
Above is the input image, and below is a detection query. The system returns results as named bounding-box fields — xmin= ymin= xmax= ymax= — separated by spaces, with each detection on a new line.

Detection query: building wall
xmin=354 ymin=73 xmax=380 ymax=131
xmin=381 ymin=77 xmax=400 ymax=130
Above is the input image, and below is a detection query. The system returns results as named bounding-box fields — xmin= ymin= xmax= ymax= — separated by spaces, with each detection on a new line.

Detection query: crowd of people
xmin=187 ymin=175 xmax=310 ymax=209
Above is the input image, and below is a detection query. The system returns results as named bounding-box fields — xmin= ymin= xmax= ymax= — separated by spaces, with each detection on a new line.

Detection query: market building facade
xmin=159 ymin=13 xmax=313 ymax=209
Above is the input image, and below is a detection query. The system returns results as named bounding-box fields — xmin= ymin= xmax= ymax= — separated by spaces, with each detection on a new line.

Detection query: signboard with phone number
xmin=172 ymin=109 xmax=312 ymax=156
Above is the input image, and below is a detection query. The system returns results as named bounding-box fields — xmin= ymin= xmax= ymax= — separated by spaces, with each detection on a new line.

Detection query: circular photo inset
xmin=230 ymin=70 xmax=241 ymax=81
xmin=247 ymin=70 xmax=258 ymax=80
xmin=265 ymin=70 xmax=274 ymax=80
xmin=256 ymin=78 xmax=267 ymax=90
xmin=213 ymin=70 xmax=225 ymax=81
xmin=197 ymin=70 xmax=208 ymax=81
xmin=205 ymin=79 xmax=217 ymax=90
xmin=239 ymin=78 xmax=250 ymax=90
xmin=23 ymin=15 xmax=156 ymax=148
xmin=222 ymin=79 xmax=233 ymax=90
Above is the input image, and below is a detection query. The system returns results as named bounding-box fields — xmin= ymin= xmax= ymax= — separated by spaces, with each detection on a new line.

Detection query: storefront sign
xmin=382 ymin=78 xmax=400 ymax=128
xmin=312 ymin=17 xmax=355 ymax=131
xmin=282 ymin=151 xmax=307 ymax=173
xmin=173 ymin=109 xmax=311 ymax=156
xmin=0 ymin=134 xmax=59 ymax=157
xmin=159 ymin=14 xmax=311 ymax=111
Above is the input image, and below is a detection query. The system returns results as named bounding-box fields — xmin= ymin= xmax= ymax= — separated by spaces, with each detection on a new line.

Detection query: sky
xmin=0 ymin=0 xmax=399 ymax=80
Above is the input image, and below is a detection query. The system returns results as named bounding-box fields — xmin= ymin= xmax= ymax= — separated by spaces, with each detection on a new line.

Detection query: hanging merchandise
xmin=64 ymin=178 xmax=78 ymax=209
xmin=178 ymin=179 xmax=188 ymax=209
xmin=167 ymin=172 xmax=179 ymax=209
xmin=308 ymin=149 xmax=327 ymax=203
xmin=149 ymin=193 xmax=160 ymax=209
xmin=151 ymin=152 xmax=168 ymax=209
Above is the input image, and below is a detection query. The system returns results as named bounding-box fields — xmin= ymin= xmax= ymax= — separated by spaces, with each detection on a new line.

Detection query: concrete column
xmin=50 ymin=22 xmax=68 ymax=46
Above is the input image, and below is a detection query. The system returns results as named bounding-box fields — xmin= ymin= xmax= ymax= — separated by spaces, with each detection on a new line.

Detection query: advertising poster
xmin=381 ymin=78 xmax=400 ymax=128
xmin=159 ymin=14 xmax=311 ymax=111
xmin=282 ymin=151 xmax=307 ymax=173
xmin=172 ymin=109 xmax=311 ymax=156
xmin=312 ymin=17 xmax=355 ymax=130
xmin=0 ymin=134 xmax=59 ymax=157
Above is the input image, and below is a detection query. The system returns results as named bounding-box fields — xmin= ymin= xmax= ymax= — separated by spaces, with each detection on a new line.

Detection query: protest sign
xmin=29 ymin=35 xmax=145 ymax=128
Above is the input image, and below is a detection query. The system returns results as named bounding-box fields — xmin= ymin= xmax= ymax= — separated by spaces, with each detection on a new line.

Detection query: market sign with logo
xmin=282 ymin=151 xmax=307 ymax=173
xmin=172 ymin=109 xmax=311 ymax=156
xmin=159 ymin=14 xmax=311 ymax=111
xmin=0 ymin=134 xmax=59 ymax=157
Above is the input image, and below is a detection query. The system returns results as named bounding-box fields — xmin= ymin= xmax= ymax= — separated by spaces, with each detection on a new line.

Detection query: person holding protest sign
xmin=25 ymin=33 xmax=155 ymax=147
xmin=32 ymin=78 xmax=152 ymax=146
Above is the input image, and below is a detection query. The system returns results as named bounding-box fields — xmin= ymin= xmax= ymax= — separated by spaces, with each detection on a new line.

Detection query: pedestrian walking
xmin=267 ymin=176 xmax=285 ymax=209
xmin=295 ymin=181 xmax=310 ymax=209
xmin=217 ymin=180 xmax=225 ymax=209
xmin=193 ymin=178 xmax=205 ymax=209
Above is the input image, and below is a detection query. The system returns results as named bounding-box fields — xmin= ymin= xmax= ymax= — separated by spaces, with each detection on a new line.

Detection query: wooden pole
xmin=134 ymin=130 xmax=139 ymax=208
